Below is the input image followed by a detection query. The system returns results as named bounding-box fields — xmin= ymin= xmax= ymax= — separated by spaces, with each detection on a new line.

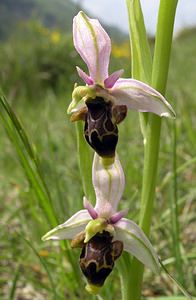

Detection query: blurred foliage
xmin=0 ymin=19 xmax=131 ymax=101
xmin=0 ymin=0 xmax=77 ymax=40
xmin=0 ymin=0 xmax=127 ymax=43
xmin=0 ymin=21 xmax=81 ymax=100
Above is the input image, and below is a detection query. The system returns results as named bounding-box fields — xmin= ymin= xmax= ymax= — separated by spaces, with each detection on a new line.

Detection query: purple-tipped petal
xmin=73 ymin=11 xmax=111 ymax=84
xmin=42 ymin=209 xmax=91 ymax=241
xmin=83 ymin=196 xmax=98 ymax=219
xmin=104 ymin=69 xmax=124 ymax=88
xmin=114 ymin=218 xmax=160 ymax=273
xmin=110 ymin=78 xmax=176 ymax=118
xmin=76 ymin=66 xmax=94 ymax=85
xmin=110 ymin=208 xmax=129 ymax=224
xmin=92 ymin=153 xmax=125 ymax=216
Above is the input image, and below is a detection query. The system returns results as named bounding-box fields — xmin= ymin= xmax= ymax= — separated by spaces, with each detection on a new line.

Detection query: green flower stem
xmin=126 ymin=0 xmax=152 ymax=137
xmin=170 ymin=121 xmax=184 ymax=285
xmin=76 ymin=122 xmax=95 ymax=202
xmin=141 ymin=0 xmax=178 ymax=232
xmin=123 ymin=2 xmax=153 ymax=296
xmin=125 ymin=1 xmax=178 ymax=299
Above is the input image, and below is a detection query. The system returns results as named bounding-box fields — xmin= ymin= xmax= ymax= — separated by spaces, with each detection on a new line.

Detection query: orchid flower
xmin=67 ymin=11 xmax=175 ymax=157
xmin=42 ymin=154 xmax=160 ymax=294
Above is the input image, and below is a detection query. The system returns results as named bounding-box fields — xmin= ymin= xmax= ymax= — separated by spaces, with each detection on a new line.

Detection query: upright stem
xmin=76 ymin=122 xmax=95 ymax=202
xmin=126 ymin=0 xmax=152 ymax=137
xmin=126 ymin=1 xmax=178 ymax=299
xmin=170 ymin=121 xmax=184 ymax=285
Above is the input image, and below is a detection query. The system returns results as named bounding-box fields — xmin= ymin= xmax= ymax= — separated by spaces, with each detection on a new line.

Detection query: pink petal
xmin=73 ymin=11 xmax=111 ymax=84
xmin=104 ymin=69 xmax=124 ymax=88
xmin=92 ymin=153 xmax=125 ymax=216
xmin=110 ymin=208 xmax=129 ymax=224
xmin=83 ymin=197 xmax=98 ymax=219
xmin=110 ymin=78 xmax=176 ymax=118
xmin=76 ymin=66 xmax=94 ymax=85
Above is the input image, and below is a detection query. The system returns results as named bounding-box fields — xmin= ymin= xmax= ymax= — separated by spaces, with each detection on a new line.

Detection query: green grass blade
xmin=126 ymin=0 xmax=153 ymax=136
xmin=23 ymin=237 xmax=61 ymax=300
xmin=169 ymin=121 xmax=184 ymax=284
xmin=159 ymin=260 xmax=193 ymax=300
xmin=8 ymin=264 xmax=20 ymax=300
xmin=0 ymin=93 xmax=57 ymax=227
xmin=126 ymin=0 xmax=152 ymax=82
xmin=146 ymin=297 xmax=196 ymax=300
xmin=160 ymin=156 xmax=196 ymax=191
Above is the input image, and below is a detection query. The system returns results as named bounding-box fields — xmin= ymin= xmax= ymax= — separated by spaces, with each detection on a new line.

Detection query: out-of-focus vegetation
xmin=0 ymin=22 xmax=130 ymax=101
xmin=0 ymin=1 xmax=195 ymax=299
xmin=0 ymin=0 xmax=76 ymax=40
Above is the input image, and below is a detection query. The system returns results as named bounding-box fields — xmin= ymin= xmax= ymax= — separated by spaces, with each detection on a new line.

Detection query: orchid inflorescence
xmin=42 ymin=11 xmax=175 ymax=294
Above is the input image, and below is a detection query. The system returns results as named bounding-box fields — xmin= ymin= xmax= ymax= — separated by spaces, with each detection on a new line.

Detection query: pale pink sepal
xmin=76 ymin=66 xmax=94 ymax=85
xmin=92 ymin=153 xmax=125 ymax=216
xmin=41 ymin=209 xmax=91 ymax=241
xmin=73 ymin=11 xmax=111 ymax=84
xmin=111 ymin=78 xmax=176 ymax=118
xmin=83 ymin=196 xmax=98 ymax=219
xmin=114 ymin=218 xmax=160 ymax=274
xmin=104 ymin=69 xmax=124 ymax=88
xmin=110 ymin=208 xmax=129 ymax=224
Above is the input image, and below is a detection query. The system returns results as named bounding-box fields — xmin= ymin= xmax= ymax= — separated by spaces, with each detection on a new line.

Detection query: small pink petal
xmin=83 ymin=197 xmax=98 ymax=219
xmin=73 ymin=11 xmax=111 ymax=84
xmin=110 ymin=208 xmax=129 ymax=224
xmin=104 ymin=69 xmax=124 ymax=88
xmin=76 ymin=66 xmax=94 ymax=85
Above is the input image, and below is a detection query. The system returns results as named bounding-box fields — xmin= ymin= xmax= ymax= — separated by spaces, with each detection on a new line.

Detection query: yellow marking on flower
xmin=85 ymin=283 xmax=101 ymax=295
xmin=101 ymin=157 xmax=115 ymax=166
xmin=84 ymin=218 xmax=106 ymax=243
xmin=67 ymin=85 xmax=96 ymax=114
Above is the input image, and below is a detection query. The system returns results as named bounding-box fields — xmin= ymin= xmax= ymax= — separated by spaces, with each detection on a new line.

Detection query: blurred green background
xmin=0 ymin=0 xmax=195 ymax=299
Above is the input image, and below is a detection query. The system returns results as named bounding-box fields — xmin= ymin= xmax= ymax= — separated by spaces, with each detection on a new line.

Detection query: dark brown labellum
xmin=69 ymin=97 xmax=127 ymax=157
xmin=84 ymin=97 xmax=118 ymax=157
xmin=79 ymin=231 xmax=123 ymax=287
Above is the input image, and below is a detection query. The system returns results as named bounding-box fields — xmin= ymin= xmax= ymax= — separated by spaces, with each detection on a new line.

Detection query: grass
xmin=0 ymin=29 xmax=196 ymax=299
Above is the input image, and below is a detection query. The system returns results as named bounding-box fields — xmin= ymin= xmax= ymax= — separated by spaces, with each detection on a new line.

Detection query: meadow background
xmin=0 ymin=0 xmax=195 ymax=299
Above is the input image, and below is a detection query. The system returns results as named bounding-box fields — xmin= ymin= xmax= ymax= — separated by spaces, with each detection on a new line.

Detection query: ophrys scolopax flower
xmin=42 ymin=155 xmax=160 ymax=294
xmin=68 ymin=11 xmax=175 ymax=157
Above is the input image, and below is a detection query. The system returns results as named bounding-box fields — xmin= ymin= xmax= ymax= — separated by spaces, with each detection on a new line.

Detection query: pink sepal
xmin=110 ymin=208 xmax=129 ymax=224
xmin=104 ymin=69 xmax=124 ymax=88
xmin=76 ymin=66 xmax=94 ymax=85
xmin=83 ymin=197 xmax=98 ymax=219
